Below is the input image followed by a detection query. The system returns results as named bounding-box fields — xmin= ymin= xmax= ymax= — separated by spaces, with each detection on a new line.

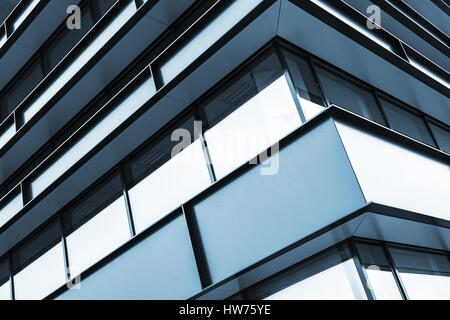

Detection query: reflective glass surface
xmin=63 ymin=173 xmax=130 ymax=277
xmin=380 ymin=98 xmax=436 ymax=146
xmin=0 ymin=259 xmax=10 ymax=300
xmin=0 ymin=190 xmax=22 ymax=228
xmin=428 ymin=122 xmax=450 ymax=154
xmin=30 ymin=76 xmax=155 ymax=198
xmin=282 ymin=49 xmax=325 ymax=120
xmin=125 ymin=116 xmax=211 ymax=234
xmin=261 ymin=246 xmax=367 ymax=300
xmin=389 ymin=247 xmax=450 ymax=300
xmin=355 ymin=242 xmax=403 ymax=300
xmin=12 ymin=0 xmax=40 ymax=32
xmin=203 ymin=53 xmax=302 ymax=180
xmin=316 ymin=67 xmax=386 ymax=125
xmin=160 ymin=0 xmax=263 ymax=84
xmin=23 ymin=1 xmax=137 ymax=123
xmin=12 ymin=222 xmax=66 ymax=300
xmin=0 ymin=122 xmax=15 ymax=149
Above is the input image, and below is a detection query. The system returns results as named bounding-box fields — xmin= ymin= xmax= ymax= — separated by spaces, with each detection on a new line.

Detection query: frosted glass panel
xmin=0 ymin=122 xmax=15 ymax=149
xmin=205 ymin=76 xmax=301 ymax=180
xmin=66 ymin=197 xmax=130 ymax=276
xmin=129 ymin=140 xmax=211 ymax=234
xmin=23 ymin=1 xmax=136 ymax=122
xmin=12 ymin=0 xmax=40 ymax=31
xmin=160 ymin=0 xmax=263 ymax=84
xmin=0 ymin=192 xmax=23 ymax=228
xmin=30 ymin=77 xmax=155 ymax=198
xmin=14 ymin=242 xmax=66 ymax=300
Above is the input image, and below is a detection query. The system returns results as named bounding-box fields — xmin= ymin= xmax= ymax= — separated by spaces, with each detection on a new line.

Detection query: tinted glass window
xmin=316 ymin=66 xmax=385 ymax=125
xmin=97 ymin=0 xmax=118 ymax=17
xmin=428 ymin=122 xmax=450 ymax=154
xmin=355 ymin=242 xmax=403 ymax=300
xmin=202 ymin=52 xmax=302 ymax=179
xmin=43 ymin=5 xmax=95 ymax=71
xmin=0 ymin=258 xmax=10 ymax=300
xmin=63 ymin=172 xmax=130 ymax=276
xmin=389 ymin=247 xmax=450 ymax=300
xmin=12 ymin=221 xmax=66 ymax=300
xmin=282 ymin=49 xmax=325 ymax=120
xmin=241 ymin=245 xmax=367 ymax=300
xmin=1 ymin=58 xmax=43 ymax=121
xmin=125 ymin=115 xmax=211 ymax=234
xmin=380 ymin=98 xmax=436 ymax=146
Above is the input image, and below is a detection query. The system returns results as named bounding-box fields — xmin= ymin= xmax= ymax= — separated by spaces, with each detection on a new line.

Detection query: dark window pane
xmin=43 ymin=6 xmax=95 ymax=71
xmin=315 ymin=67 xmax=386 ymax=125
xmin=11 ymin=221 xmax=61 ymax=274
xmin=0 ymin=258 xmax=10 ymax=300
xmin=388 ymin=247 xmax=450 ymax=300
xmin=62 ymin=172 xmax=123 ymax=235
xmin=62 ymin=172 xmax=130 ymax=276
xmin=282 ymin=49 xmax=325 ymax=120
xmin=428 ymin=122 xmax=450 ymax=154
xmin=380 ymin=99 xmax=436 ymax=146
xmin=11 ymin=221 xmax=66 ymax=300
xmin=123 ymin=115 xmax=197 ymax=189
xmin=0 ymin=258 xmax=9 ymax=287
xmin=203 ymin=52 xmax=284 ymax=128
xmin=97 ymin=0 xmax=118 ymax=17
xmin=2 ymin=58 xmax=43 ymax=120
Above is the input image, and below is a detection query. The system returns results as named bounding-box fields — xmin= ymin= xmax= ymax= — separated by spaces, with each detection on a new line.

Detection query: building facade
xmin=0 ymin=0 xmax=449 ymax=300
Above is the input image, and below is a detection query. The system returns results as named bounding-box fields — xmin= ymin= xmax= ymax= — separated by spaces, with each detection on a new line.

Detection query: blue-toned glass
xmin=159 ymin=0 xmax=263 ymax=84
xmin=389 ymin=247 xmax=450 ymax=300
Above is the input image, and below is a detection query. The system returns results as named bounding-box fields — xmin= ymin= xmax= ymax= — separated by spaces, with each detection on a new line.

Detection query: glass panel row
xmin=235 ymin=241 xmax=450 ymax=300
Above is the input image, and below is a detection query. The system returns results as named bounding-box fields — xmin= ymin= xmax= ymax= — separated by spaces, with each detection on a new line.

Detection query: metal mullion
xmin=119 ymin=167 xmax=136 ymax=238
xmin=275 ymin=43 xmax=307 ymax=123
xmin=382 ymin=243 xmax=409 ymax=300
xmin=422 ymin=115 xmax=440 ymax=149
xmin=8 ymin=256 xmax=15 ymax=300
xmin=182 ymin=205 xmax=212 ymax=289
xmin=193 ymin=107 xmax=217 ymax=184
xmin=58 ymin=217 xmax=70 ymax=282
xmin=347 ymin=240 xmax=376 ymax=300
xmin=307 ymin=57 xmax=331 ymax=109
xmin=373 ymin=91 xmax=391 ymax=128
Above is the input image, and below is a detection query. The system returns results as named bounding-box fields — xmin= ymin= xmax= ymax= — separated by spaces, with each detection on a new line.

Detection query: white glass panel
xmin=14 ymin=242 xmax=66 ymax=300
xmin=205 ymin=76 xmax=302 ymax=180
xmin=0 ymin=122 xmax=15 ymax=149
xmin=66 ymin=197 xmax=130 ymax=277
xmin=265 ymin=259 xmax=367 ymax=300
xmin=365 ymin=269 xmax=402 ymax=300
xmin=129 ymin=139 xmax=211 ymax=234
xmin=0 ymin=192 xmax=23 ymax=228
xmin=23 ymin=1 xmax=136 ymax=122
xmin=160 ymin=0 xmax=263 ymax=84
xmin=400 ymin=273 xmax=450 ymax=300
xmin=0 ymin=281 xmax=11 ymax=300
xmin=30 ymin=77 xmax=155 ymax=198
xmin=12 ymin=0 xmax=40 ymax=32
xmin=311 ymin=0 xmax=392 ymax=52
